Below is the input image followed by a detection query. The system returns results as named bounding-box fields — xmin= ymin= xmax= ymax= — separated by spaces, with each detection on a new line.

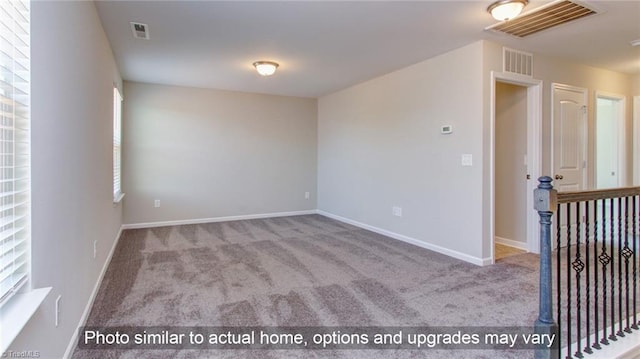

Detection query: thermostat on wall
xmin=441 ymin=125 xmax=453 ymax=134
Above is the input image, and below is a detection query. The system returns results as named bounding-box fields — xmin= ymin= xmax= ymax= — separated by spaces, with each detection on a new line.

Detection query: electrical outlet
xmin=392 ymin=206 xmax=402 ymax=217
xmin=154 ymin=199 xmax=160 ymax=208
xmin=55 ymin=295 xmax=62 ymax=327
xmin=461 ymin=154 xmax=473 ymax=167
xmin=305 ymin=192 xmax=310 ymax=200
xmin=93 ymin=240 xmax=97 ymax=259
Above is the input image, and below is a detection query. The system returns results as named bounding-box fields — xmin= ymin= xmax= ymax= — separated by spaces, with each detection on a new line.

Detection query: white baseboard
xmin=317 ymin=210 xmax=488 ymax=266
xmin=123 ymin=209 xmax=490 ymax=265
xmin=63 ymin=225 xmax=124 ymax=359
xmin=495 ymin=236 xmax=528 ymax=251
xmin=122 ymin=210 xmax=318 ymax=230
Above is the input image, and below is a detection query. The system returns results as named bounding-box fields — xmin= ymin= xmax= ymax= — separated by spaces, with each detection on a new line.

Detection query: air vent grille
xmin=130 ymin=22 xmax=150 ymax=40
xmin=503 ymin=48 xmax=533 ymax=77
xmin=487 ymin=0 xmax=597 ymax=38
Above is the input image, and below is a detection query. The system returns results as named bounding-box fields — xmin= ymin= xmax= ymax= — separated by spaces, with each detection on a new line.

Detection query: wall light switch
xmin=461 ymin=154 xmax=473 ymax=167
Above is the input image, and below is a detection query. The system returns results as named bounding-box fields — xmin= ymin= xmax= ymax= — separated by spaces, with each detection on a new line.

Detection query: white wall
xmin=319 ymin=40 xmax=636 ymax=263
xmin=8 ymin=2 xmax=123 ymax=358
xmin=318 ymin=42 xmax=485 ymax=263
xmin=122 ymin=82 xmax=318 ymax=225
xmin=482 ymin=40 xmax=635 ymax=257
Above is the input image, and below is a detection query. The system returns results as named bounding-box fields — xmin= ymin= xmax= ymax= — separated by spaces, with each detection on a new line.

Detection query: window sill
xmin=113 ymin=192 xmax=125 ymax=205
xmin=0 ymin=287 xmax=51 ymax=353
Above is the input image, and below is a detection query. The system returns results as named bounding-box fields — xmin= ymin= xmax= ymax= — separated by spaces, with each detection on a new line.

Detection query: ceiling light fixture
xmin=253 ymin=61 xmax=279 ymax=76
xmin=488 ymin=0 xmax=528 ymax=21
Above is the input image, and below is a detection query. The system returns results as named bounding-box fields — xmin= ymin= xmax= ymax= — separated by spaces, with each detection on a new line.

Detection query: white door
xmin=552 ymin=84 xmax=587 ymax=248
xmin=596 ymin=94 xmax=624 ymax=189
xmin=552 ymin=84 xmax=587 ymax=192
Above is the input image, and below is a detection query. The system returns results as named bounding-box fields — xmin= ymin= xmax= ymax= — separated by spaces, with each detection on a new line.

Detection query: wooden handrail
xmin=557 ymin=186 xmax=640 ymax=204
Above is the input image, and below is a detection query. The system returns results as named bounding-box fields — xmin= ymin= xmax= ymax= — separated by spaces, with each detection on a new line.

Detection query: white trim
xmin=317 ymin=210 xmax=489 ymax=266
xmin=122 ymin=210 xmax=318 ymax=230
xmin=595 ymin=91 xmax=626 ymax=188
xmin=490 ymin=71 xmax=543 ymax=265
xmin=62 ymin=225 xmax=124 ymax=359
xmin=0 ymin=287 xmax=51 ymax=353
xmin=494 ymin=236 xmax=528 ymax=251
xmin=112 ymin=192 xmax=125 ymax=205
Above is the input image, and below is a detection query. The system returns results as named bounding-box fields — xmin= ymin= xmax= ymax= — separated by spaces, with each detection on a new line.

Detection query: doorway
xmin=495 ymin=82 xmax=528 ymax=258
xmin=595 ymin=92 xmax=625 ymax=189
xmin=490 ymin=72 xmax=542 ymax=264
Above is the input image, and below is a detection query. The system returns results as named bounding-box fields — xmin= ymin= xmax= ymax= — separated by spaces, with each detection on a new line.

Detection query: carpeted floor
xmin=72 ymin=214 xmax=541 ymax=358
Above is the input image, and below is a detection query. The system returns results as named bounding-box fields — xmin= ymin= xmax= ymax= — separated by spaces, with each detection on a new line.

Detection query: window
xmin=113 ymin=86 xmax=123 ymax=203
xmin=0 ymin=0 xmax=30 ymax=306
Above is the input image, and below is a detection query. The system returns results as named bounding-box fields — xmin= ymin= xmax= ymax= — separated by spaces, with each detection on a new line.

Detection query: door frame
xmin=595 ymin=91 xmax=626 ymax=188
xmin=550 ymin=83 xmax=588 ymax=190
xmin=490 ymin=72 xmax=542 ymax=263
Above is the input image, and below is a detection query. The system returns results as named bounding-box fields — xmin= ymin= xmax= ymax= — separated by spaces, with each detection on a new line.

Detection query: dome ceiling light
xmin=488 ymin=0 xmax=528 ymax=21
xmin=253 ymin=61 xmax=279 ymax=76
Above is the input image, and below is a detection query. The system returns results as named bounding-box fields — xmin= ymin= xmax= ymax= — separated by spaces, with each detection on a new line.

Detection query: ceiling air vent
xmin=486 ymin=0 xmax=597 ymax=38
xmin=503 ymin=47 xmax=533 ymax=77
xmin=130 ymin=22 xmax=150 ymax=40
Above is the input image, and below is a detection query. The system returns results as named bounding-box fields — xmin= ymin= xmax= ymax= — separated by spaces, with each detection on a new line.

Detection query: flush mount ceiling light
xmin=253 ymin=61 xmax=279 ymax=76
xmin=488 ymin=0 xmax=528 ymax=21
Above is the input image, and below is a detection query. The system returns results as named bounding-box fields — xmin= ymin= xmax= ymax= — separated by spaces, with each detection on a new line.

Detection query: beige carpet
xmin=72 ymin=214 xmax=541 ymax=358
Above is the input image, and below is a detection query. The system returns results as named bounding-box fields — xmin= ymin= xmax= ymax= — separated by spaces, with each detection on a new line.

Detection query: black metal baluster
xmin=573 ymin=202 xmax=584 ymax=358
xmin=609 ymin=198 xmax=617 ymax=342
xmin=557 ymin=203 xmax=563 ymax=356
xmin=600 ymin=198 xmax=610 ymax=346
xmin=622 ymin=197 xmax=632 ymax=334
xmin=567 ymin=203 xmax=573 ymax=358
xmin=584 ymin=200 xmax=592 ymax=354
xmin=634 ymin=195 xmax=639 ymax=330
xmin=592 ymin=199 xmax=601 ymax=351
xmin=617 ymin=197 xmax=624 ymax=338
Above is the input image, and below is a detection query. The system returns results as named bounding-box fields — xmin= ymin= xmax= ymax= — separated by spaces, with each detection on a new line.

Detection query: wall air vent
xmin=503 ymin=47 xmax=533 ymax=77
xmin=130 ymin=22 xmax=150 ymax=40
xmin=486 ymin=0 xmax=597 ymax=38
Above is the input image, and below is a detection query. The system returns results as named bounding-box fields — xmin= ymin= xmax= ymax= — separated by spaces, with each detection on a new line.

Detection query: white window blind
xmin=0 ymin=0 xmax=30 ymax=306
xmin=113 ymin=86 xmax=123 ymax=202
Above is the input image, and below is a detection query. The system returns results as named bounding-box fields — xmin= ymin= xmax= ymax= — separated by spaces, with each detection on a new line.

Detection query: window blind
xmin=0 ymin=0 xmax=30 ymax=306
xmin=113 ymin=87 xmax=122 ymax=202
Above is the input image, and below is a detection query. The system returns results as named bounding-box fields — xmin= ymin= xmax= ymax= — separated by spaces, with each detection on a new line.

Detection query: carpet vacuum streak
xmin=72 ymin=214 xmax=539 ymax=358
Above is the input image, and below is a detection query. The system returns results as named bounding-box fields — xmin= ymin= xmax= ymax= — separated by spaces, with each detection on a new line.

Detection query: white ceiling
xmin=95 ymin=1 xmax=640 ymax=98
